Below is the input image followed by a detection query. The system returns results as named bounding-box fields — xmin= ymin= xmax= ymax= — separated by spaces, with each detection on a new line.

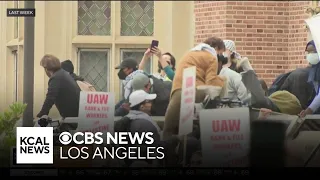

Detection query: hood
xmin=61 ymin=60 xmax=74 ymax=73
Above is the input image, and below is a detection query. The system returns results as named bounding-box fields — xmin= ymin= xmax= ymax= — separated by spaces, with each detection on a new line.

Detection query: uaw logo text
xmin=16 ymin=127 xmax=53 ymax=164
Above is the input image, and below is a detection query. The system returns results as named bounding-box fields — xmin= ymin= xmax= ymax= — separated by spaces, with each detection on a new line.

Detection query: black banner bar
xmin=7 ymin=9 xmax=35 ymax=17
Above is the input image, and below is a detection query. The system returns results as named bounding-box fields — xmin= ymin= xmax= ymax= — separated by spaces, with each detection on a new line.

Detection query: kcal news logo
xmin=16 ymin=127 xmax=53 ymax=164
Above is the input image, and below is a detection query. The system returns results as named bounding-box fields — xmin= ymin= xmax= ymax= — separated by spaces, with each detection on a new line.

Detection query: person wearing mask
xmin=163 ymin=37 xmax=226 ymax=140
xmin=218 ymin=40 xmax=251 ymax=103
xmin=223 ymin=40 xmax=244 ymax=72
xmin=280 ymin=42 xmax=314 ymax=110
xmin=114 ymin=90 xmax=161 ymax=166
xmin=300 ymin=40 xmax=320 ymax=117
xmin=116 ymin=58 xmax=144 ymax=100
xmin=139 ymin=47 xmax=176 ymax=81
xmin=238 ymin=58 xmax=302 ymax=115
xmin=37 ymin=55 xmax=81 ymax=119
xmin=114 ymin=58 xmax=144 ymax=115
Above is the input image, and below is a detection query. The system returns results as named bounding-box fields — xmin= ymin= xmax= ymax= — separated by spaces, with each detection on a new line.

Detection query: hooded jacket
xmin=61 ymin=60 xmax=85 ymax=81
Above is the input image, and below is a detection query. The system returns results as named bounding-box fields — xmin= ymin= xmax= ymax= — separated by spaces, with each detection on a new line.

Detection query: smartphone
xmin=249 ymin=120 xmax=286 ymax=167
xmin=150 ymin=40 xmax=159 ymax=49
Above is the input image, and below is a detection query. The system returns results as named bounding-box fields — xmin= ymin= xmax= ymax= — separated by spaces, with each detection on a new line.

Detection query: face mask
xmin=307 ymin=53 xmax=320 ymax=65
xmin=117 ymin=70 xmax=127 ymax=80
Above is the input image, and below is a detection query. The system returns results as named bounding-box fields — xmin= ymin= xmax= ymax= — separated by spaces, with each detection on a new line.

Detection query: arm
xmin=162 ymin=66 xmax=175 ymax=81
xmin=124 ymin=80 xmax=133 ymax=100
xmin=205 ymin=58 xmax=224 ymax=87
xmin=115 ymin=106 xmax=129 ymax=116
xmin=37 ymin=77 xmax=60 ymax=117
xmin=234 ymin=76 xmax=251 ymax=102
xmin=139 ymin=49 xmax=152 ymax=70
xmin=308 ymin=91 xmax=320 ymax=113
xmin=115 ymin=99 xmax=125 ymax=109
xmin=151 ymin=46 xmax=176 ymax=80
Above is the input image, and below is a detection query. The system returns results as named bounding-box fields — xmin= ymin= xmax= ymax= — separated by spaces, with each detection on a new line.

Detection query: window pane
xmin=14 ymin=1 xmax=18 ymax=38
xmin=121 ymin=1 xmax=154 ymax=36
xmin=121 ymin=49 xmax=152 ymax=73
xmin=78 ymin=1 xmax=111 ymax=36
xmin=119 ymin=49 xmax=152 ymax=98
xmin=79 ymin=50 xmax=109 ymax=92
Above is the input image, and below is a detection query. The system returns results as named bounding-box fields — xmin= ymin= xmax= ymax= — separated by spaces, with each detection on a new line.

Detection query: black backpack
xmin=149 ymin=76 xmax=172 ymax=116
xmin=268 ymin=71 xmax=292 ymax=96
xmin=114 ymin=116 xmax=132 ymax=132
xmin=129 ymin=73 xmax=172 ymax=116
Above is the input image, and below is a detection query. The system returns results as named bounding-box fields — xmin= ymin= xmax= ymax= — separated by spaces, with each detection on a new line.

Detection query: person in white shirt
xmin=218 ymin=40 xmax=251 ymax=103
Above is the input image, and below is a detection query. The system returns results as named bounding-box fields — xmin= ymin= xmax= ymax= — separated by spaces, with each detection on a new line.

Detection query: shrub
xmin=0 ymin=103 xmax=27 ymax=167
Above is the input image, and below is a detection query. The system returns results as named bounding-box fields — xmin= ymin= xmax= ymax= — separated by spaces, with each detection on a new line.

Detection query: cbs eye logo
xmin=59 ymin=132 xmax=72 ymax=145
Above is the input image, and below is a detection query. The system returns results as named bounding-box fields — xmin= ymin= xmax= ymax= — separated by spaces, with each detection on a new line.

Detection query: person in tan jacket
xmin=163 ymin=37 xmax=226 ymax=139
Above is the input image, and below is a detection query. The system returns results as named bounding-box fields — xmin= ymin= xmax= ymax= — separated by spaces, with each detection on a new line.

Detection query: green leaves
xmin=0 ymin=102 xmax=26 ymax=167
xmin=0 ymin=102 xmax=27 ymax=143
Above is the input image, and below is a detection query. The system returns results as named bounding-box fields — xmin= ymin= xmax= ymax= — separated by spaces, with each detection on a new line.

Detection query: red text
xmin=212 ymin=120 xmax=240 ymax=132
xmin=87 ymin=94 xmax=108 ymax=104
xmin=86 ymin=113 xmax=108 ymax=118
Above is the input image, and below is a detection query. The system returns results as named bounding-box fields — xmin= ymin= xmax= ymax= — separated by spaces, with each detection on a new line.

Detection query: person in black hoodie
xmin=37 ymin=55 xmax=80 ymax=118
xmin=61 ymin=60 xmax=84 ymax=81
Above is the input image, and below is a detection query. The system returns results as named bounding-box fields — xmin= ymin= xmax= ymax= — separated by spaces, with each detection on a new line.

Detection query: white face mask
xmin=307 ymin=53 xmax=320 ymax=65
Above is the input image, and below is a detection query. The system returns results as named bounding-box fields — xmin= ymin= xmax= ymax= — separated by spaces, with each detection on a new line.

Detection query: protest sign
xmin=199 ymin=107 xmax=250 ymax=167
xmin=78 ymin=92 xmax=115 ymax=134
xmin=179 ymin=66 xmax=196 ymax=136
xmin=305 ymin=15 xmax=320 ymax=59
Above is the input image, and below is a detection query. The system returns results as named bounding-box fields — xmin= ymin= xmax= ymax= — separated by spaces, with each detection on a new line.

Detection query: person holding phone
xmin=139 ymin=42 xmax=176 ymax=81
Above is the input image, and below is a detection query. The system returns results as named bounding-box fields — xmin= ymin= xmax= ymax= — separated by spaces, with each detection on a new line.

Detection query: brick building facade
xmin=194 ymin=1 xmax=311 ymax=85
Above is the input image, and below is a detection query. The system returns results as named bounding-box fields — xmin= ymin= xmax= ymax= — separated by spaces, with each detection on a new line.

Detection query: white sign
xmin=199 ymin=108 xmax=250 ymax=167
xmin=16 ymin=127 xmax=53 ymax=164
xmin=78 ymin=92 xmax=115 ymax=134
xmin=179 ymin=66 xmax=196 ymax=136
xmin=305 ymin=15 xmax=320 ymax=59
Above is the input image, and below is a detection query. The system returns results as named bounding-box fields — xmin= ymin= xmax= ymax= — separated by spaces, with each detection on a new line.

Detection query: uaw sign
xmin=199 ymin=108 xmax=250 ymax=167
xmin=78 ymin=92 xmax=115 ymax=134
xmin=179 ymin=66 xmax=196 ymax=136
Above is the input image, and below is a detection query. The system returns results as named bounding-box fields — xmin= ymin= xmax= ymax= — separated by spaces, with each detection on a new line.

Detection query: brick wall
xmin=194 ymin=1 xmax=310 ymax=85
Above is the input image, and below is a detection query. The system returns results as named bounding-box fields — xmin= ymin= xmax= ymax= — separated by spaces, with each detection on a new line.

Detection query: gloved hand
xmin=37 ymin=115 xmax=50 ymax=127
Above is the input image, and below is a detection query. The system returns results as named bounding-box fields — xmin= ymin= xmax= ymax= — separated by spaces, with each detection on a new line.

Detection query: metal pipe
xmin=22 ymin=1 xmax=35 ymax=127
